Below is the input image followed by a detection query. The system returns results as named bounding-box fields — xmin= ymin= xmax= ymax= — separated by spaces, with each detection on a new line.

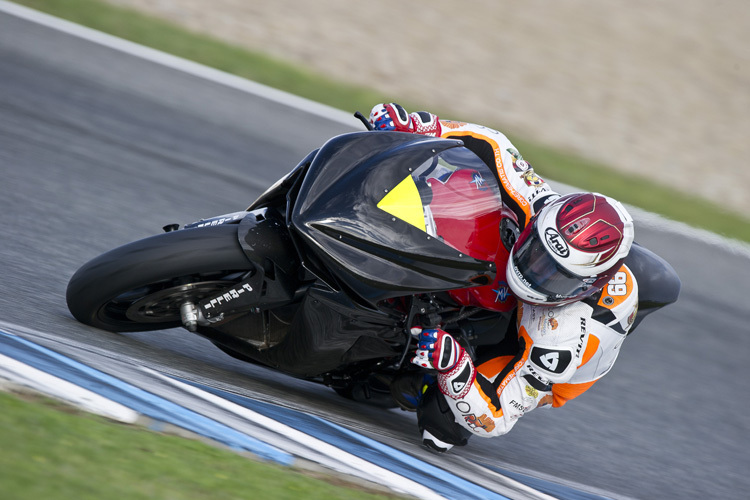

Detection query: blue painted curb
xmin=185 ymin=379 xmax=510 ymax=500
xmin=0 ymin=330 xmax=293 ymax=465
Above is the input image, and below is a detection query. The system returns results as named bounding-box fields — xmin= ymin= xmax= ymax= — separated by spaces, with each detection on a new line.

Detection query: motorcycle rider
xmin=369 ymin=103 xmax=638 ymax=452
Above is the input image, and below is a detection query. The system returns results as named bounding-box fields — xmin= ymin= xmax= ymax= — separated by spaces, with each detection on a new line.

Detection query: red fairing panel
xmin=428 ymin=169 xmax=516 ymax=312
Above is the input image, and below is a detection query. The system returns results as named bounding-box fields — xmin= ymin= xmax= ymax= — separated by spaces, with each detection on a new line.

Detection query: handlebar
xmin=354 ymin=111 xmax=374 ymax=131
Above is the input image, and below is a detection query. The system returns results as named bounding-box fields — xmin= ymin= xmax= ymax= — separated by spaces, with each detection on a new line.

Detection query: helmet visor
xmin=511 ymin=220 xmax=595 ymax=302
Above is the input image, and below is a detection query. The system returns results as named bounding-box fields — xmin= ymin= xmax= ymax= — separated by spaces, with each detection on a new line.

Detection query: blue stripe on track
xmin=483 ymin=465 xmax=612 ymax=500
xmin=0 ymin=330 xmax=293 ymax=465
xmin=182 ymin=378 xmax=510 ymax=500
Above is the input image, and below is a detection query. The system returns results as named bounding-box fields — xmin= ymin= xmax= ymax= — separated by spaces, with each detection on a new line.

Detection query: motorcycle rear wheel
xmin=66 ymin=225 xmax=254 ymax=332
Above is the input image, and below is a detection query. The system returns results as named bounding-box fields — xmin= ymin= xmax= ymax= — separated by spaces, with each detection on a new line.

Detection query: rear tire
xmin=66 ymin=225 xmax=254 ymax=332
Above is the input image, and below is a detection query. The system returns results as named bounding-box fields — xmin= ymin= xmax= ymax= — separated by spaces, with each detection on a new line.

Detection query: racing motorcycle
xmin=66 ymin=113 xmax=680 ymax=405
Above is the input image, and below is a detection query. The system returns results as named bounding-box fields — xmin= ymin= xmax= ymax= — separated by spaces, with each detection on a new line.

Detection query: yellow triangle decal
xmin=377 ymin=176 xmax=426 ymax=232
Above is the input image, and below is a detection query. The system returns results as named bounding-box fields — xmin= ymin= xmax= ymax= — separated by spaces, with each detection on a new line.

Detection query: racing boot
xmin=417 ymin=383 xmax=471 ymax=453
xmin=390 ymin=372 xmax=434 ymax=412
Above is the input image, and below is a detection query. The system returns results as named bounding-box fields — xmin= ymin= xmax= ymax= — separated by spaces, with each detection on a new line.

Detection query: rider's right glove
xmin=411 ymin=328 xmax=475 ymax=399
xmin=369 ymin=103 xmax=442 ymax=136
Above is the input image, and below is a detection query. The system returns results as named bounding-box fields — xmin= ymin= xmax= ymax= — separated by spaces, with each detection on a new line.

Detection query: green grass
xmin=510 ymin=137 xmax=750 ymax=242
xmin=11 ymin=0 xmax=750 ymax=243
xmin=0 ymin=391 xmax=405 ymax=500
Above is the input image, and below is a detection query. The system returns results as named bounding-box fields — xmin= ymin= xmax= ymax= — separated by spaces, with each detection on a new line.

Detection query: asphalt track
xmin=1 ymin=6 xmax=749 ymax=499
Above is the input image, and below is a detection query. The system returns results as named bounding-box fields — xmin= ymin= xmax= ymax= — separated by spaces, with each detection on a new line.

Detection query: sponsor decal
xmin=628 ymin=304 xmax=639 ymax=327
xmin=540 ymin=352 xmax=559 ymax=371
xmin=194 ymin=214 xmax=244 ymax=228
xmin=536 ymin=310 xmax=559 ymax=336
xmin=464 ymin=413 xmax=496 ymax=433
xmin=456 ymin=401 xmax=471 ymax=413
xmin=525 ymin=362 xmax=551 ymax=386
xmin=509 ymin=399 xmax=525 ymax=411
xmin=508 ymin=397 xmax=537 ymax=413
xmin=522 ymin=169 xmax=545 ymax=187
xmin=493 ymin=284 xmax=510 ymax=303
xmin=439 ymin=356 xmax=475 ymax=399
xmin=525 ymin=385 xmax=539 ymax=398
xmin=544 ymin=228 xmax=570 ymax=258
xmin=507 ymin=148 xmax=531 ymax=173
xmin=538 ymin=394 xmax=554 ymax=407
xmin=512 ymin=264 xmax=534 ymax=289
xmin=496 ymin=356 xmax=528 ymax=399
xmin=529 ymin=186 xmax=551 ymax=203
xmin=452 ymin=379 xmax=467 ymax=393
xmin=477 ymin=125 xmax=501 ymax=135
xmin=530 ymin=346 xmax=572 ymax=375
xmin=494 ymin=147 xmax=528 ymax=207
xmin=470 ymin=172 xmax=488 ymax=191
xmin=575 ymin=318 xmax=587 ymax=358
xmin=441 ymin=120 xmax=468 ymax=129
xmin=203 ymin=283 xmax=254 ymax=310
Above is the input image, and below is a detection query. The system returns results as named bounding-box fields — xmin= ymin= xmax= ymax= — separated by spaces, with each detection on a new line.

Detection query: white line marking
xmin=1 ymin=0 xmax=748 ymax=257
xmin=144 ymin=367 xmax=448 ymax=500
xmin=0 ymin=353 xmax=140 ymax=423
xmin=0 ymin=0 xmax=359 ymax=128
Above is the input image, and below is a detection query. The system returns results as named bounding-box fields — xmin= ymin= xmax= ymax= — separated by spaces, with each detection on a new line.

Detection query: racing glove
xmin=369 ymin=103 xmax=442 ymax=136
xmin=411 ymin=328 xmax=475 ymax=399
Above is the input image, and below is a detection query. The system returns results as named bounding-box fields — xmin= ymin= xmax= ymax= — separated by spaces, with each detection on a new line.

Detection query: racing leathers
xmin=372 ymin=104 xmax=640 ymax=442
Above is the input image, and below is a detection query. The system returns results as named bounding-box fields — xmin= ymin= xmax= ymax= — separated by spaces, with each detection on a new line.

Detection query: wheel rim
xmin=98 ymin=272 xmax=246 ymax=326
xmin=124 ymin=281 xmax=231 ymax=323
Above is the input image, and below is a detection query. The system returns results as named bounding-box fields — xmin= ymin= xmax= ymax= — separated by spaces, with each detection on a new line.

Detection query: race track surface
xmin=1 ymin=9 xmax=748 ymax=499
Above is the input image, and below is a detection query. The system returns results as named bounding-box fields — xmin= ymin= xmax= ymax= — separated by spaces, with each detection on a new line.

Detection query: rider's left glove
xmin=411 ymin=328 xmax=464 ymax=372
xmin=411 ymin=328 xmax=476 ymax=400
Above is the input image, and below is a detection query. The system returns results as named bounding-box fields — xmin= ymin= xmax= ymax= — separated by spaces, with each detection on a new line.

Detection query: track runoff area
xmin=3 ymin=1 xmax=746 ymax=499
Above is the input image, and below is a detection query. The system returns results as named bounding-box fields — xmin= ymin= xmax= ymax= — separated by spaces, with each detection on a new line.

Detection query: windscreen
xmin=376 ymin=147 xmax=504 ymax=261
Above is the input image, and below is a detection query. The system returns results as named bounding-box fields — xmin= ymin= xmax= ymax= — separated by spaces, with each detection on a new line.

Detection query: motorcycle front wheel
xmin=66 ymin=225 xmax=254 ymax=332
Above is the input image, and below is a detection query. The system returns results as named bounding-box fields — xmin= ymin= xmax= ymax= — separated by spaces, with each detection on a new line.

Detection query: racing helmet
xmin=506 ymin=192 xmax=634 ymax=305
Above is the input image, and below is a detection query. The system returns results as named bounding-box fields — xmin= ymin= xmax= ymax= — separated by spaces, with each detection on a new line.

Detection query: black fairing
xmin=290 ymin=132 xmax=496 ymax=305
xmin=626 ymin=242 xmax=681 ymax=332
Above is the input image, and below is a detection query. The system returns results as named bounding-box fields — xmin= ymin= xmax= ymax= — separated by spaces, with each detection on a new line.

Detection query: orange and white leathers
xmin=441 ymin=266 xmax=639 ymax=438
xmin=436 ymin=120 xmax=555 ymax=228
xmin=422 ymin=117 xmax=640 ymax=438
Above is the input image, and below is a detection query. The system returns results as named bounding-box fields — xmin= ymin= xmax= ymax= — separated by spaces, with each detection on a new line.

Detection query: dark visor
xmin=512 ymin=220 xmax=595 ymax=301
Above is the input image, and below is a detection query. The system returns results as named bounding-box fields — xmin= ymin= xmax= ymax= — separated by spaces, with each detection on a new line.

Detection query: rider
xmin=369 ymin=103 xmax=637 ymax=452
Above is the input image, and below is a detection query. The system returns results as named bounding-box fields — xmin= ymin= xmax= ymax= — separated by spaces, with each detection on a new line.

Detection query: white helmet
xmin=506 ymin=193 xmax=634 ymax=305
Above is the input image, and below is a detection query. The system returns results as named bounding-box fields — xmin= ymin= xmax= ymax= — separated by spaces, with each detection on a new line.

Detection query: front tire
xmin=66 ymin=225 xmax=254 ymax=332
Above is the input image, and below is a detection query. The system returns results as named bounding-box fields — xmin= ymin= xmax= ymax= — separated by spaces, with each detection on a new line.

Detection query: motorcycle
xmin=66 ymin=113 xmax=680 ymax=406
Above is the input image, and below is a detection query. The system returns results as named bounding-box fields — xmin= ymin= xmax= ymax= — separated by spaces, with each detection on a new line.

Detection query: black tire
xmin=66 ymin=225 xmax=254 ymax=332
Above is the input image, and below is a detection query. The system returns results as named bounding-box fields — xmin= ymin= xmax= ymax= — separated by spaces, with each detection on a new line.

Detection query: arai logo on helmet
xmin=544 ymin=227 xmax=570 ymax=257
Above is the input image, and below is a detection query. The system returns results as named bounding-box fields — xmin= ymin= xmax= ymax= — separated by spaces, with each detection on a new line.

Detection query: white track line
xmin=144 ymin=367 xmax=449 ymax=500
xmin=0 ymin=319 xmax=548 ymax=499
xmin=2 ymin=0 xmax=748 ymax=259
xmin=0 ymin=0 xmax=359 ymax=128
xmin=0 ymin=352 xmax=140 ymax=423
